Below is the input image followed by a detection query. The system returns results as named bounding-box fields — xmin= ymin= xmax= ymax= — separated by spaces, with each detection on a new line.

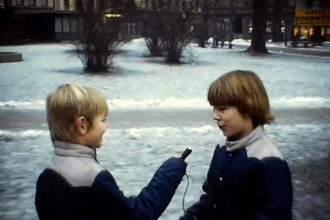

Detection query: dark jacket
xmin=181 ymin=126 xmax=293 ymax=220
xmin=35 ymin=141 xmax=186 ymax=220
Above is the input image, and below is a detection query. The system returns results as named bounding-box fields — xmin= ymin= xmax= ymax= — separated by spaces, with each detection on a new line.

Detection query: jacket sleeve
xmin=180 ymin=145 xmax=221 ymax=220
xmin=134 ymin=157 xmax=187 ymax=219
xmin=95 ymin=157 xmax=187 ymax=220
xmin=253 ymin=157 xmax=293 ymax=220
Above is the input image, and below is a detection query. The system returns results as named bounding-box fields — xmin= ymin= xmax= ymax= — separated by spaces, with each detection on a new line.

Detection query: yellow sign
xmin=296 ymin=17 xmax=330 ymax=26
xmin=295 ymin=10 xmax=330 ymax=17
xmin=296 ymin=18 xmax=311 ymax=26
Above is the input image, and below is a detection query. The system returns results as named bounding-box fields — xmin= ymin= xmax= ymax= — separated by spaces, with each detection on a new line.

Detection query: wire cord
xmin=182 ymin=173 xmax=190 ymax=214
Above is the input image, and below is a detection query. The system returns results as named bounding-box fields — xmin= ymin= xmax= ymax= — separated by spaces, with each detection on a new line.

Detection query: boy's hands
xmin=157 ymin=148 xmax=192 ymax=178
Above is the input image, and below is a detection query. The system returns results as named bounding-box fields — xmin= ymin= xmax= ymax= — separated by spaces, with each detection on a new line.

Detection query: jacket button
xmin=213 ymin=204 xmax=217 ymax=209
xmin=219 ymin=177 xmax=223 ymax=181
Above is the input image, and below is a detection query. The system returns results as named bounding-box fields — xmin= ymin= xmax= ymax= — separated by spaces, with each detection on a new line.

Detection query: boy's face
xmin=212 ymin=106 xmax=253 ymax=141
xmin=84 ymin=113 xmax=108 ymax=148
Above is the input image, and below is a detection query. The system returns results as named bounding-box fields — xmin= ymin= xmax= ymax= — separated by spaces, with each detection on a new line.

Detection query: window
xmin=63 ymin=17 xmax=70 ymax=32
xmin=306 ymin=0 xmax=313 ymax=8
xmin=320 ymin=0 xmax=328 ymax=7
xmin=144 ymin=0 xmax=149 ymax=9
xmin=125 ymin=23 xmax=141 ymax=36
xmin=16 ymin=0 xmax=23 ymax=6
xmin=214 ymin=0 xmax=221 ymax=9
xmin=71 ymin=19 xmax=77 ymax=32
xmin=233 ymin=16 xmax=242 ymax=33
xmin=55 ymin=17 xmax=63 ymax=33
xmin=26 ymin=0 xmax=35 ymax=6
xmin=64 ymin=0 xmax=69 ymax=10
xmin=223 ymin=0 xmax=231 ymax=8
xmin=237 ymin=0 xmax=248 ymax=8
xmin=41 ymin=0 xmax=47 ymax=7
xmin=288 ymin=0 xmax=295 ymax=7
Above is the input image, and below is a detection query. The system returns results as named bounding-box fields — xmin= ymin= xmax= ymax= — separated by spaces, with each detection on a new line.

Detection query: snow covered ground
xmin=0 ymin=39 xmax=330 ymax=219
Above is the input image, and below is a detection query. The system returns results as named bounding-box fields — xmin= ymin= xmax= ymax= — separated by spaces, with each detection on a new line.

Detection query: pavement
xmin=2 ymin=108 xmax=330 ymax=131
xmin=232 ymin=40 xmax=330 ymax=57
xmin=267 ymin=44 xmax=330 ymax=57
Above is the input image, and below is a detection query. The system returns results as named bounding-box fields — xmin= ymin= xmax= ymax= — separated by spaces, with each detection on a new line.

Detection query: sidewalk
xmin=268 ymin=42 xmax=330 ymax=57
xmin=232 ymin=39 xmax=330 ymax=57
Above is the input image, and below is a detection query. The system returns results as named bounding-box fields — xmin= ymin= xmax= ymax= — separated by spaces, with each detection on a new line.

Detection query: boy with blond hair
xmin=35 ymin=83 xmax=187 ymax=220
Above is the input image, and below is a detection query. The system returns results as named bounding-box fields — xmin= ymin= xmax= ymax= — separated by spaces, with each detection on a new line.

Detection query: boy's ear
xmin=74 ymin=116 xmax=88 ymax=135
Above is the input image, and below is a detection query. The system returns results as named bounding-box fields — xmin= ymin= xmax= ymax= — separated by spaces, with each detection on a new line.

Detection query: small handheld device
xmin=181 ymin=148 xmax=192 ymax=160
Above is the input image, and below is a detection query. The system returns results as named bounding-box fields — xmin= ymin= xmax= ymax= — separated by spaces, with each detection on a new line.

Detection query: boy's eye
xmin=215 ymin=106 xmax=227 ymax=111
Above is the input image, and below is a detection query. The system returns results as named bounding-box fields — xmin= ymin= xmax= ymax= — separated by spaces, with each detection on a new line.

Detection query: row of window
xmin=305 ymin=0 xmax=329 ymax=8
xmin=141 ymin=0 xmax=296 ymax=10
xmin=54 ymin=17 xmax=141 ymax=40
xmin=10 ymin=0 xmax=328 ymax=11
xmin=10 ymin=0 xmax=48 ymax=7
xmin=8 ymin=0 xmax=72 ymax=9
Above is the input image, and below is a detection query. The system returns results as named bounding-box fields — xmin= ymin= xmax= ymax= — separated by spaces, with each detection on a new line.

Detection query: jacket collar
xmin=225 ymin=125 xmax=265 ymax=152
xmin=53 ymin=140 xmax=97 ymax=159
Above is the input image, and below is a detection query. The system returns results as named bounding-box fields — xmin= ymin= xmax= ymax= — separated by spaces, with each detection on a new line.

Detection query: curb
xmin=0 ymin=52 xmax=23 ymax=63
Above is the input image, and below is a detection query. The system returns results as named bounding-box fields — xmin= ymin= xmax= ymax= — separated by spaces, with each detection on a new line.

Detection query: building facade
xmin=0 ymin=0 xmax=79 ymax=44
xmin=137 ymin=0 xmax=296 ymax=42
xmin=4 ymin=0 xmax=328 ymax=45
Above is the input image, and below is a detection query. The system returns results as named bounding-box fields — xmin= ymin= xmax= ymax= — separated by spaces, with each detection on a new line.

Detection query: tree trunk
xmin=197 ymin=17 xmax=209 ymax=48
xmin=197 ymin=1 xmax=210 ymax=48
xmin=247 ymin=0 xmax=268 ymax=53
xmin=272 ymin=0 xmax=283 ymax=42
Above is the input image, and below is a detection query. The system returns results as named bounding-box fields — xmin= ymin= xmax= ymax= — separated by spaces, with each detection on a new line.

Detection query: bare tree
xmin=247 ymin=0 xmax=268 ymax=54
xmin=142 ymin=0 xmax=191 ymax=63
xmin=141 ymin=0 xmax=193 ymax=63
xmin=141 ymin=10 xmax=164 ymax=57
xmin=161 ymin=10 xmax=192 ymax=63
xmin=195 ymin=0 xmax=211 ymax=48
xmin=76 ymin=0 xmax=123 ymax=72
xmin=272 ymin=0 xmax=284 ymax=42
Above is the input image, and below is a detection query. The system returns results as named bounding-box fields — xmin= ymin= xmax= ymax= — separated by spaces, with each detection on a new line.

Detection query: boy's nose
xmin=212 ymin=112 xmax=221 ymax=121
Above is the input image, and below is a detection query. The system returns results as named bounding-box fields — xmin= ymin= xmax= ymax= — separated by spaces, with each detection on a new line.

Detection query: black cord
xmin=182 ymin=173 xmax=190 ymax=214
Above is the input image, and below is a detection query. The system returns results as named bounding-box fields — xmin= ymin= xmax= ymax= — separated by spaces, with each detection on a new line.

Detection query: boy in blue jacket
xmin=35 ymin=83 xmax=187 ymax=220
xmin=180 ymin=70 xmax=293 ymax=220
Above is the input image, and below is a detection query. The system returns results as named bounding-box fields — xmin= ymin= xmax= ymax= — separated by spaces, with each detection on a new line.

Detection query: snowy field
xmin=0 ymin=39 xmax=330 ymax=220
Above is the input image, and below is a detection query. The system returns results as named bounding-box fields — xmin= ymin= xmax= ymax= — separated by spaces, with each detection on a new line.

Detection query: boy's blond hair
xmin=46 ymin=83 xmax=108 ymax=142
xmin=208 ymin=70 xmax=274 ymax=126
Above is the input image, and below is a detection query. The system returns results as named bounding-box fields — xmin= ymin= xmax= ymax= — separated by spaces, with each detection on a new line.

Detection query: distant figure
xmin=292 ymin=27 xmax=301 ymax=47
xmin=309 ymin=27 xmax=315 ymax=45
xmin=35 ymin=83 xmax=187 ymax=220
xmin=180 ymin=70 xmax=293 ymax=220
xmin=219 ymin=19 xmax=225 ymax=48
